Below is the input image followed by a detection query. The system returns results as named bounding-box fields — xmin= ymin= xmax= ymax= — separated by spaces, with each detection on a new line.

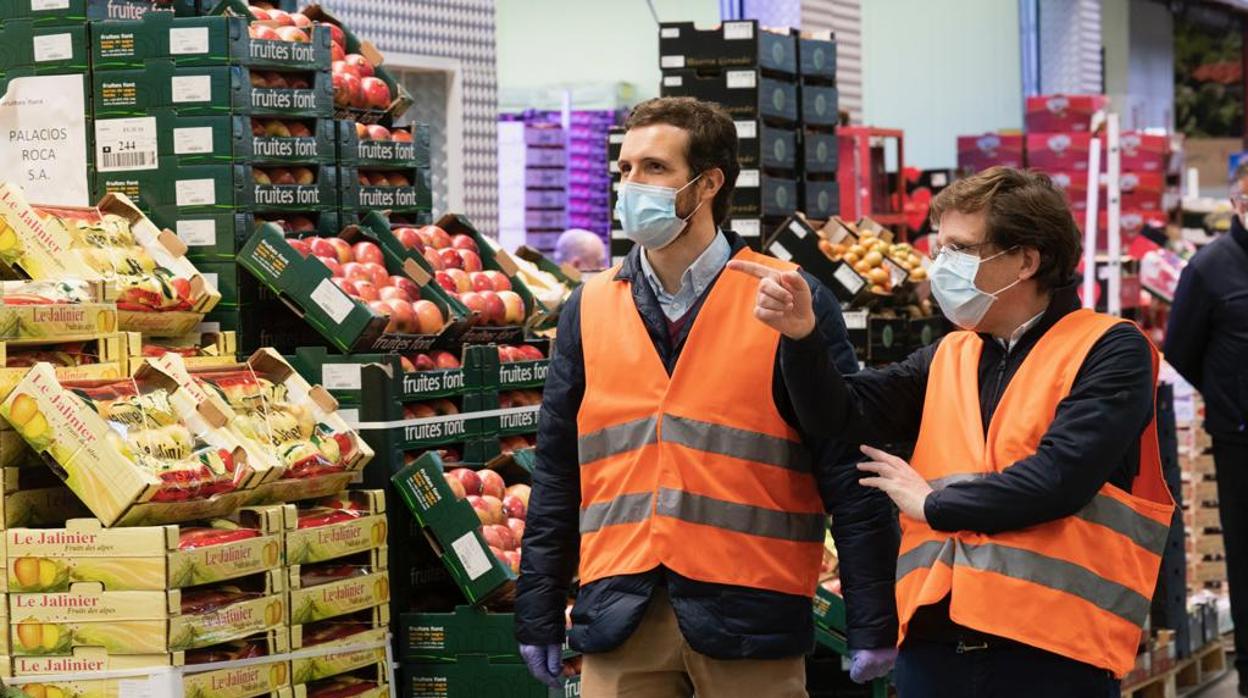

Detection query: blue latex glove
xmin=849 ymin=647 xmax=897 ymax=683
xmin=520 ymin=643 xmax=564 ymax=688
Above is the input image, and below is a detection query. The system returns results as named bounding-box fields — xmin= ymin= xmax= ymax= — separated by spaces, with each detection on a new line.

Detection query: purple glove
xmin=849 ymin=647 xmax=897 ymax=683
xmin=520 ymin=643 xmax=564 ymax=688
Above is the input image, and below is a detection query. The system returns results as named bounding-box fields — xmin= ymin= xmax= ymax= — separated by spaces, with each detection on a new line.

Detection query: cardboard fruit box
xmin=956 ymin=132 xmax=1025 ymax=174
xmin=150 ymin=349 xmax=374 ymax=503
xmin=0 ymin=334 xmax=128 ymax=402
xmin=338 ymin=121 xmax=431 ymax=169
xmin=292 ymin=667 xmax=388 ymax=698
xmin=474 ymin=338 xmax=550 ymax=391
xmin=762 ymin=215 xmax=870 ymax=305
xmin=731 ymin=169 xmax=798 ymax=219
xmin=799 ymin=82 xmax=839 ymax=128
xmin=96 ymin=162 xmax=339 ymax=214
xmin=6 ymin=508 xmax=285 ymax=593
xmin=802 ymin=128 xmax=839 ymax=174
xmin=0 ymin=279 xmax=118 ymax=344
xmin=1026 ymin=131 xmax=1094 ymax=172
xmin=0 ymin=184 xmax=222 ymax=337
xmin=236 ymin=223 xmax=470 ymax=354
xmin=731 ymin=120 xmax=796 ymax=172
xmin=341 ymin=165 xmax=432 ymax=213
xmin=402 ymin=655 xmax=561 ymax=698
xmin=1 ymin=0 xmax=197 ymax=24
xmin=0 ymin=19 xmax=89 ymax=73
xmin=391 ymin=451 xmax=514 ymax=605
xmin=96 ymin=112 xmax=338 ymax=168
xmin=661 ymin=68 xmax=798 ymax=125
xmin=184 ymin=629 xmax=293 ymax=698
xmin=92 ymin=61 xmax=334 ymax=119
xmin=283 ymin=489 xmax=387 ymax=566
xmin=797 ymin=30 xmax=836 ymax=82
xmin=287 ymin=549 xmax=390 ymax=625
xmin=0 ymin=465 xmax=91 ymax=528
xmin=802 ymin=178 xmax=839 ymax=220
xmin=399 ymin=606 xmax=574 ymax=664
xmin=1024 ymin=94 xmax=1108 ymax=133
xmin=289 ymin=610 xmax=388 ymax=686
xmin=161 ymin=209 xmax=341 ymax=262
xmin=8 ymin=569 xmax=286 ymax=655
xmin=126 ymin=329 xmax=238 ymax=374
xmin=0 ymin=359 xmax=263 ymax=527
xmin=91 ymin=13 xmax=332 ymax=70
xmin=658 ymin=20 xmax=797 ymax=76
xmin=5 ymin=648 xmax=184 ymax=690
xmin=290 ymin=346 xmax=475 ymax=407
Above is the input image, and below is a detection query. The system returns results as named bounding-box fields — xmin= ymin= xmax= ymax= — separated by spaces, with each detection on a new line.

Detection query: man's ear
xmin=701 ymin=167 xmax=724 ymax=202
xmin=1018 ymin=247 xmax=1041 ymax=281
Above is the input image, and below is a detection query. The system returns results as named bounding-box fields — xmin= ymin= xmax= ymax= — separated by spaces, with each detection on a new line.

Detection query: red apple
xmin=364 ymin=171 xmax=388 ymax=187
xmin=265 ymin=71 xmax=288 ymax=88
xmin=405 ymin=403 xmax=436 ymax=419
xmin=515 ymin=344 xmax=544 ymax=361
xmin=247 ymin=6 xmax=271 ymax=19
xmin=452 ymin=470 xmax=482 ymax=497
xmin=507 ymin=517 xmax=526 ymax=543
xmin=399 ymin=355 xmax=417 ymax=372
xmin=288 ymin=121 xmax=312 ymax=138
xmin=268 ymin=9 xmax=293 ymax=26
xmin=342 ymin=262 xmax=368 ymax=281
xmin=479 ymin=495 xmax=506 ymax=525
xmin=250 ymin=118 xmax=266 ymax=136
xmin=288 ymin=75 xmax=310 ymax=90
xmin=503 ymin=495 xmax=526 ymax=520
xmin=412 ymin=300 xmax=445 ymax=334
xmin=479 ymin=469 xmax=505 ymax=500
xmin=391 ymin=276 xmax=421 ymax=300
xmin=362 ymin=262 xmax=389 ymax=289
xmin=434 ymin=271 xmax=456 ymax=293
xmin=394 ymin=227 xmax=423 ymax=252
xmin=490 ymin=524 xmax=517 ymax=551
xmin=429 ymin=350 xmax=460 ymax=369
xmin=384 ymin=298 xmax=416 ymax=333
xmin=392 ymin=129 xmax=414 ymax=142
xmin=332 ymin=60 xmax=361 ymax=80
xmin=357 ymin=172 xmax=370 ymax=186
xmin=330 ymin=42 xmax=345 ymax=62
xmin=443 ymin=473 xmax=466 ymax=499
xmin=251 ymin=24 xmax=281 ymax=41
xmin=388 ymin=173 xmax=412 ymax=187
xmin=288 ymin=214 xmax=315 ymax=232
xmin=505 ymin=484 xmax=531 ymax=508
xmin=501 ymin=549 xmax=521 ymax=574
xmin=412 ymin=353 xmax=435 ymax=371
xmin=498 ymin=345 xmax=519 ymax=363
xmin=459 ymin=291 xmax=486 ymax=324
xmin=458 ymin=249 xmax=483 ymax=272
xmin=360 ymin=77 xmax=391 ymax=110
xmin=285 ymin=238 xmax=311 ymax=258
xmin=291 ymin=166 xmax=315 ymax=185
xmin=439 ymin=248 xmax=464 ymax=270
xmin=422 ymin=248 xmax=444 ymax=272
xmin=316 ymin=256 xmax=342 ymax=277
xmin=270 ymin=167 xmax=295 ymax=185
xmin=469 ymin=271 xmax=495 ymax=292
xmin=322 ymin=22 xmax=345 ymax=49
xmin=326 ymin=238 xmax=353 ymax=263
xmin=276 ymin=26 xmax=309 ymax=43
xmin=498 ymin=290 xmax=525 ymax=324
xmin=478 ymin=290 xmax=505 ymax=326
xmin=354 ymin=280 xmax=379 ymax=302
xmin=430 ymin=398 xmax=458 ymax=416
xmin=482 ymin=270 xmax=511 ymax=291
xmin=249 ymin=71 xmax=269 ymax=88
xmin=352 ymin=241 xmax=384 ymax=265
xmin=331 ymin=72 xmax=355 ymax=108
xmin=366 ymin=124 xmax=391 ymax=141
xmin=332 ymin=277 xmax=358 ymax=295
xmin=291 ymin=12 xmax=312 ymax=29
xmin=467 ymin=495 xmax=491 ymax=525
xmin=380 ymin=285 xmax=411 ymax=303
xmin=252 ymin=169 xmax=272 ymax=185
xmin=481 ymin=524 xmax=511 ymax=552
xmin=451 ymin=234 xmax=478 ymax=252
xmin=345 ymin=54 xmax=374 ymax=78
xmin=444 ymin=268 xmax=472 ymax=293
xmin=308 ymin=237 xmax=337 ymax=260
xmin=429 ymin=226 xmax=453 ymax=250
xmin=354 ymin=121 xmax=368 ymax=140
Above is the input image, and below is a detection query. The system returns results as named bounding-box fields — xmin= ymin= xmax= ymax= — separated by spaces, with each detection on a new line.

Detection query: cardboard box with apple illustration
xmin=3 ymin=649 xmax=185 ymax=691
xmin=236 ymin=223 xmax=472 ymax=354
xmin=289 ymin=607 xmax=389 ymax=686
xmin=125 ymin=329 xmax=238 ymax=374
xmin=183 ymin=628 xmax=293 ymax=698
xmin=282 ymin=489 xmax=387 ymax=566
xmin=91 ymin=13 xmax=332 ymax=70
xmin=337 ymin=120 xmax=430 ymax=169
xmin=0 ymin=278 xmax=118 ymax=345
xmin=5 ymin=507 xmax=285 ymax=593
xmin=0 ymin=19 xmax=90 ymax=73
xmin=0 ymin=334 xmax=129 ymax=405
xmin=8 ymin=569 xmax=286 ymax=656
xmin=292 ymin=664 xmax=389 ymax=698
xmin=1 ymin=0 xmax=198 ymax=25
xmin=287 ymin=547 xmax=390 ymax=627
xmin=95 ymin=162 xmax=339 ymax=215
xmin=92 ymin=61 xmax=334 ymax=119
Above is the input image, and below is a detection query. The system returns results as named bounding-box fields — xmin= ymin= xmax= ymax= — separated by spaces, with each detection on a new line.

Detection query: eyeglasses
xmin=929 ymin=240 xmax=993 ymax=261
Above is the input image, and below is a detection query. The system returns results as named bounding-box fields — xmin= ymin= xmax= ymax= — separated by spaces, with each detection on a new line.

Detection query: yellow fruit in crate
xmin=868 ymin=267 xmax=890 ymax=285
xmin=870 ymin=284 xmax=888 ymax=294
xmin=853 ymin=261 xmax=872 ymax=275
xmin=863 ymin=251 xmax=883 ymax=267
xmin=843 ymin=252 xmax=860 ymax=266
xmin=817 ymin=240 xmax=835 ymax=259
xmin=910 ymin=267 xmax=928 ymax=281
xmin=873 ymin=241 xmax=889 ymax=254
xmin=847 ymin=244 xmax=865 ymax=257
xmin=20 ymin=412 xmax=49 ymax=441
xmin=7 ymin=393 xmax=39 ymax=429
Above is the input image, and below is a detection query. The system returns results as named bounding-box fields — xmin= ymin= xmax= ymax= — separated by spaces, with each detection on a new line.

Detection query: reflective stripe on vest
xmin=574 ymin=248 xmax=826 ymax=596
xmin=898 ymin=309 xmax=1175 ymax=677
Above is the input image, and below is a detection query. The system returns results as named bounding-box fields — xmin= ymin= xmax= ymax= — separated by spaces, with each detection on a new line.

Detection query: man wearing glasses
xmin=731 ymin=166 xmax=1173 ymax=697
xmin=1164 ymin=164 xmax=1248 ymax=696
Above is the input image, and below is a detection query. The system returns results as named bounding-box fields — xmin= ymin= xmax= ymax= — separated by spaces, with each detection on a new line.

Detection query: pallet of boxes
xmin=1179 ymin=401 xmax=1224 ymax=595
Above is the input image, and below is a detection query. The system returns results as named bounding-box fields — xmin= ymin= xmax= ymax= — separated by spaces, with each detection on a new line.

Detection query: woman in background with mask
xmin=731 ymin=166 xmax=1173 ymax=698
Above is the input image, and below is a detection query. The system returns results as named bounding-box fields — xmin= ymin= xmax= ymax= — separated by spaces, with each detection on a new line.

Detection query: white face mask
xmin=928 ymin=246 xmax=1021 ymax=330
xmin=614 ymin=175 xmax=705 ymax=250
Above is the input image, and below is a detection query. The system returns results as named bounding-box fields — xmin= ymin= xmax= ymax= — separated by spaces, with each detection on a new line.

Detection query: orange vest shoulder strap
xmin=734 ymin=247 xmax=797 ymax=272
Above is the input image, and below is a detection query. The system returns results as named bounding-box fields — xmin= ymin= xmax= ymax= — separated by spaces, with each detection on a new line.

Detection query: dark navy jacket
xmin=1164 ymin=216 xmax=1248 ymax=441
xmin=515 ymin=230 xmax=901 ymax=659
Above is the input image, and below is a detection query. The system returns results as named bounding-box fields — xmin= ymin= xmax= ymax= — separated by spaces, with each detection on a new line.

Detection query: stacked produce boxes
xmin=498 ymin=118 xmax=568 ymax=254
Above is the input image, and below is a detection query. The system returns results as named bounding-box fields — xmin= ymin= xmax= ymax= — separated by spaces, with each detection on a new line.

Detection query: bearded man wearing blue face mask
xmin=513 ymin=96 xmax=901 ymax=697
xmin=733 ymin=166 xmax=1171 ymax=698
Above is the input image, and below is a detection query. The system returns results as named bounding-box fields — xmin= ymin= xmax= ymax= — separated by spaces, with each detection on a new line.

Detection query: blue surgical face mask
xmin=928 ymin=246 xmax=1021 ymax=330
xmin=615 ymin=174 xmax=704 ymax=250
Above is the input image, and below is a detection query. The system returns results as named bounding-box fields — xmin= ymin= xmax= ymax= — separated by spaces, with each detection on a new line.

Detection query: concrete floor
xmin=1197 ymin=669 xmax=1240 ymax=698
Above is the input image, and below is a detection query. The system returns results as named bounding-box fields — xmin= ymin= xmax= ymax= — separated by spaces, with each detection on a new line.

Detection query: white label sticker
xmin=171 ymin=75 xmax=212 ymax=103
xmin=201 ymin=272 xmax=218 ymax=289
xmin=737 ymin=169 xmax=760 ymax=188
xmin=95 ymin=117 xmax=158 ymax=172
xmin=452 ymin=531 xmax=494 ymax=581
xmin=727 ymin=71 xmax=757 ymax=89
xmin=169 ymin=27 xmax=210 ymax=55
xmin=33 ymin=0 xmax=71 ymax=8
xmin=660 ymin=55 xmax=686 ymax=69
xmin=310 ymin=278 xmax=355 ymax=324
xmin=724 ymin=21 xmax=754 ymax=40
xmin=322 ymin=363 xmax=363 ymax=391
xmin=843 ymin=309 xmax=868 ymax=330
xmin=660 ymin=27 xmax=680 ymax=39
xmin=885 ymin=259 xmax=908 ymax=286
xmin=734 ymin=219 xmax=761 ymax=237
xmin=611 ymin=227 xmax=628 ymax=240
xmin=789 ymin=221 xmax=807 ymax=238
xmin=177 ymin=219 xmax=217 ymax=247
xmin=175 ymin=178 xmax=216 ymax=207
xmin=338 ymin=407 xmax=360 ymax=427
xmin=609 ymin=161 xmax=619 ymax=173
xmin=0 ymin=74 xmax=89 ymax=205
xmin=663 ymin=76 xmax=683 ymax=87
xmin=196 ymin=321 xmax=221 ymax=334
xmin=173 ymin=126 xmax=214 ymax=155
xmin=32 ymin=33 xmax=73 ymax=63
xmin=835 ymin=264 xmax=866 ymax=294
xmin=609 ymin=133 xmax=624 ymax=144
xmin=735 ymin=120 xmax=758 ymax=140
xmin=770 ymin=242 xmax=792 ymax=261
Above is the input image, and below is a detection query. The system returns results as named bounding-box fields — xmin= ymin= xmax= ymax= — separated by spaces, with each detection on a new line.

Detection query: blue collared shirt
xmin=638 ymin=231 xmax=731 ymax=321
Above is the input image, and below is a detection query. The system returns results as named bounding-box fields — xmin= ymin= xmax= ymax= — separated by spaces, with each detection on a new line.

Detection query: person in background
xmin=733 ymin=166 xmax=1174 ymax=697
xmin=1164 ymin=163 xmax=1248 ymax=696
xmin=554 ymin=228 xmax=606 ymax=271
xmin=514 ymin=96 xmax=899 ymax=697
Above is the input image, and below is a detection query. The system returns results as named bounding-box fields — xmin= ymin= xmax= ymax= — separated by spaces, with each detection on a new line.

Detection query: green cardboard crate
xmin=1 ymin=1 xmax=196 ymax=24
xmin=341 ymin=165 xmax=432 ymax=213
xmin=399 ymin=606 xmax=525 ymax=663
xmin=390 ymin=451 xmax=514 ymax=605
xmin=97 ymin=111 xmax=338 ymax=166
xmin=96 ymin=160 xmax=339 ymax=213
xmin=469 ymin=339 xmax=551 ymax=390
xmin=402 ymin=656 xmax=564 ymax=698
xmin=92 ymin=60 xmax=333 ymax=118
xmin=236 ymin=223 xmax=469 ymax=354
xmin=156 ymin=209 xmax=341 ymax=261
xmin=91 ymin=13 xmax=332 ymax=70
xmin=812 ymin=585 xmax=847 ymax=633
xmin=337 ymin=120 xmax=431 ymax=168
xmin=0 ymin=19 xmax=89 ymax=72
xmin=291 ymin=345 xmax=478 ymax=407
xmin=363 ymin=393 xmax=492 ymax=450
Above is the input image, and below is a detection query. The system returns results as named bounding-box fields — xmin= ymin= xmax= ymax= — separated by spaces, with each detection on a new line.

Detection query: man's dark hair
xmin=624 ymin=97 xmax=739 ymax=224
xmin=928 ymin=166 xmax=1082 ymax=291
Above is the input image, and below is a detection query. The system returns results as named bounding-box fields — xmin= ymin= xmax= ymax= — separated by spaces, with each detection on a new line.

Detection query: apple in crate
xmin=291 ymin=12 xmax=312 ymax=29
xmin=248 ymin=6 xmax=271 ymax=20
xmin=292 ymin=166 xmax=315 ymax=185
xmin=516 ymin=345 xmax=544 ymax=361
xmin=479 ymin=470 xmax=506 ymax=499
xmin=361 ymin=78 xmax=392 ymax=110
xmin=411 ymin=353 xmax=435 ymax=371
xmin=393 ymin=129 xmax=413 ymax=142
xmin=429 ymin=350 xmax=459 ymax=369
xmin=499 ymin=291 xmax=525 ymax=324
xmin=286 ymin=238 xmax=312 ymax=258
xmin=506 ymin=484 xmax=532 ymax=508
xmin=354 ymin=280 xmax=379 ymax=302
xmin=507 ymin=517 xmax=526 ymax=543
xmin=420 ymin=225 xmax=452 ymax=249
xmin=439 ymin=248 xmax=464 ymax=270
xmin=309 ymin=237 xmax=337 ymax=261
xmin=503 ymin=494 xmax=526 ymax=521
xmin=482 ymin=524 xmax=515 ymax=552
xmin=483 ymin=271 xmax=511 ymax=291
xmin=276 ymin=26 xmax=309 ymax=43
xmin=288 ymin=214 xmax=316 ymax=232
xmin=479 ymin=495 xmax=506 ymax=525
xmin=366 ymin=125 xmax=391 ymax=141
xmin=352 ymin=242 xmax=384 ymax=265
xmin=253 ymin=169 xmax=272 ymax=185
xmin=469 ymin=272 xmax=494 ymax=292
xmin=346 ymin=54 xmax=375 ymax=78
xmin=422 ymin=248 xmax=444 ymax=272
xmin=413 ymin=300 xmax=444 ymax=334
xmin=458 ymin=249 xmax=483 ymax=272
xmin=478 ymin=291 xmax=506 ymax=326
xmin=384 ymin=299 xmax=416 ymax=333
xmin=444 ymin=269 xmax=471 ymax=293
xmin=502 ymin=550 xmax=521 ymax=574
xmin=362 ymin=263 xmax=389 ymax=289
xmin=451 ymin=234 xmax=478 ymax=253
xmin=390 ymin=276 xmax=421 ymax=300
xmin=395 ymin=227 xmax=424 ymax=252
xmin=317 ymin=256 xmax=342 ymax=277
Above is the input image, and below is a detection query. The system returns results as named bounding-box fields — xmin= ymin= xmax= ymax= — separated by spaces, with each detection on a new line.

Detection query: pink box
xmin=1027 ymin=132 xmax=1094 ymax=171
xmin=1025 ymin=94 xmax=1109 ymax=132
xmin=1116 ymin=132 xmax=1170 ymax=173
xmin=956 ymin=133 xmax=1025 ymax=173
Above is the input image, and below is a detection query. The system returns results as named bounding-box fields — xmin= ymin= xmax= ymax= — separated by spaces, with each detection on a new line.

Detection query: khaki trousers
xmin=581 ymin=589 xmax=808 ymax=698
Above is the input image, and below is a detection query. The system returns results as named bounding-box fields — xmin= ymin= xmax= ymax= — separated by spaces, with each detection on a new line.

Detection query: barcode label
xmin=452 ymin=532 xmax=494 ymax=581
xmin=310 ymin=278 xmax=354 ymax=324
xmin=734 ymin=219 xmax=761 ymax=237
xmin=663 ymin=76 xmax=682 ymax=87
xmin=95 ymin=117 xmax=159 ymax=173
xmin=735 ymin=120 xmax=758 ymax=139
xmin=322 ymin=363 xmax=363 ymax=390
xmin=169 ymin=27 xmax=209 ymax=55
xmin=737 ymin=169 xmax=760 ymax=188
xmin=173 ymin=126 xmax=214 ymax=155
xmin=835 ymin=264 xmax=866 ymax=294
xmin=789 ymin=221 xmax=807 ymax=238
xmin=727 ymin=71 xmax=757 ymax=89
xmin=770 ymin=242 xmax=792 ymax=261
xmin=843 ymin=310 xmax=868 ymax=330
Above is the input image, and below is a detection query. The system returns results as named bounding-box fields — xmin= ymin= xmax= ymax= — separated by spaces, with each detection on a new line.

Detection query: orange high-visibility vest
xmin=576 ymin=247 xmax=826 ymax=597
xmin=898 ymin=309 xmax=1174 ymax=676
